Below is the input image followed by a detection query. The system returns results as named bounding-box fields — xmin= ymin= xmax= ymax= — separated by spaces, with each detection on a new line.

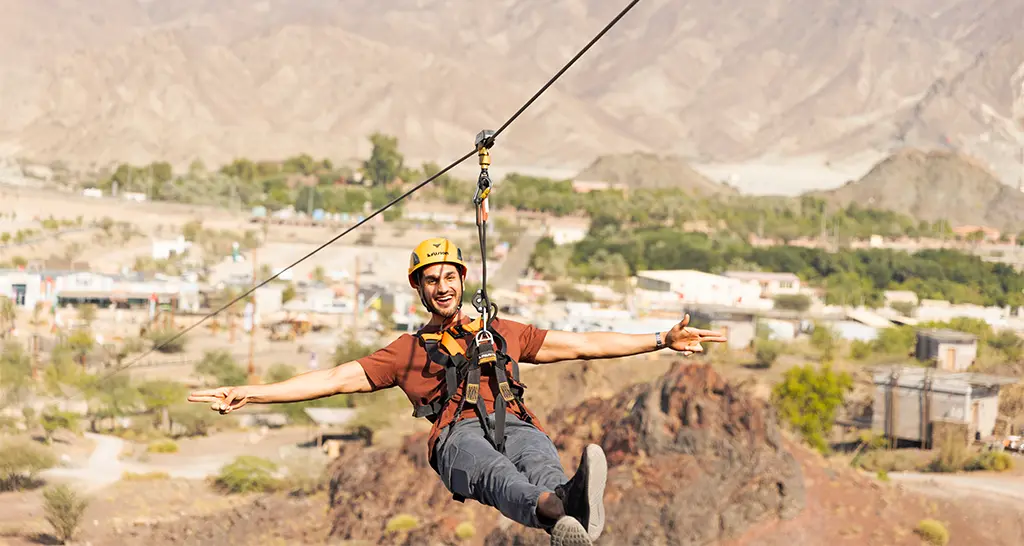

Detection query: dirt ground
xmin=7 ymin=433 xmax=1016 ymax=546
xmin=721 ymin=443 xmax=1024 ymax=546
xmin=0 ymin=426 xmax=323 ymax=546
xmin=3 ymin=354 xmax=1024 ymax=546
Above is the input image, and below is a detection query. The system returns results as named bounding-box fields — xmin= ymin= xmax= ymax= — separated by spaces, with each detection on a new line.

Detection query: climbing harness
xmin=412 ymin=316 xmax=544 ymax=493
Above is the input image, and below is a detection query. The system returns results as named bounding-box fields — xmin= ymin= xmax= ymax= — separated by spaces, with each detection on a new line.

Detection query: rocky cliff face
xmin=328 ymin=362 xmax=806 ymax=545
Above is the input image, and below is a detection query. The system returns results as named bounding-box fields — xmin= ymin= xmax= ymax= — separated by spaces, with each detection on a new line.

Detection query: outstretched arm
xmin=187 ymin=360 xmax=374 ymax=414
xmin=532 ymin=313 xmax=727 ymax=364
xmin=249 ymin=360 xmax=375 ymax=402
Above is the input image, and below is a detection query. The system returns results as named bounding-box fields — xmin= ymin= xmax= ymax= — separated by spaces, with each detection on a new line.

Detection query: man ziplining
xmin=188 ymin=237 xmax=729 ymax=546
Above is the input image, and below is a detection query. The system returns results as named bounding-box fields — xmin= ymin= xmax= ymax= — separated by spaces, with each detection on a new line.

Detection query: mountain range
xmin=2 ymin=0 xmax=1023 ymax=187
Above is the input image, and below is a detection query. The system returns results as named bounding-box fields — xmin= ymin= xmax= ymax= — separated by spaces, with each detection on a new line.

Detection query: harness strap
xmin=464 ymin=356 xmax=481 ymax=404
xmin=413 ymin=320 xmax=526 ymax=456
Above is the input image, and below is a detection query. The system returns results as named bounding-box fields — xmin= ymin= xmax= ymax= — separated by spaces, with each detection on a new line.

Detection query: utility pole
xmin=247 ymin=245 xmax=259 ymax=385
xmin=353 ymin=254 xmax=360 ymax=332
xmin=32 ymin=316 xmax=40 ymax=382
xmin=820 ymin=203 xmax=827 ymax=247
xmin=1018 ymin=145 xmax=1024 ymax=194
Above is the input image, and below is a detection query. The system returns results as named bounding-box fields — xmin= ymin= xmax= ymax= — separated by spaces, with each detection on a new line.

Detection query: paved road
xmin=888 ymin=471 xmax=1024 ymax=506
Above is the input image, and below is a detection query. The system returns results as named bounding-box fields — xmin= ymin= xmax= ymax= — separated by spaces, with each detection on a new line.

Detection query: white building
xmin=152 ymin=236 xmax=192 ymax=260
xmin=0 ymin=271 xmax=43 ymax=308
xmin=723 ymin=271 xmax=802 ymax=297
xmin=872 ymin=366 xmax=1016 ymax=444
xmin=55 ymin=272 xmax=116 ymax=293
xmin=635 ymin=270 xmax=764 ymax=307
xmin=545 ymin=218 xmax=590 ymax=246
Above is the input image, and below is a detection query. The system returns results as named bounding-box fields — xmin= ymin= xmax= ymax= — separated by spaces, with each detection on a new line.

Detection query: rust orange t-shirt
xmin=356 ymin=316 xmax=548 ymax=456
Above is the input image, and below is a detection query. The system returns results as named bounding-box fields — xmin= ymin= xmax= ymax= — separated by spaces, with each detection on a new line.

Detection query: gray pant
xmin=434 ymin=414 xmax=568 ymax=529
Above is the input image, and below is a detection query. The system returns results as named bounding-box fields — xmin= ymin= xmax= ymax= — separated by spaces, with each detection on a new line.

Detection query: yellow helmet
xmin=407 ymin=237 xmax=467 ymax=288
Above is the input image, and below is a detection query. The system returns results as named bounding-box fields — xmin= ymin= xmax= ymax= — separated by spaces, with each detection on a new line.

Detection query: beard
xmin=418 ymin=283 xmax=463 ymax=319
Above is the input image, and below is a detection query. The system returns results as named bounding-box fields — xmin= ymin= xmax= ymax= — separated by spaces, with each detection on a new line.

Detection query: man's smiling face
xmin=417 ymin=262 xmax=464 ymax=318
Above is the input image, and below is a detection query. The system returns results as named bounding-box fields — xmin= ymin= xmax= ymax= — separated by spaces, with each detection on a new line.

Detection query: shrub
xmin=773 ymin=293 xmax=811 ymax=312
xmin=454 ymin=521 xmax=476 ymax=540
xmin=890 ymin=301 xmax=917 ymax=317
xmin=849 ymin=339 xmax=872 ymax=360
xmin=146 ymin=439 xmax=178 ymax=454
xmin=0 ymin=439 xmax=57 ymax=491
xmin=194 ymin=350 xmax=246 ymax=386
xmin=853 ymin=449 xmax=926 ymax=473
xmin=876 ymin=469 xmax=889 ymax=482
xmin=213 ymin=455 xmax=279 ymax=494
xmin=928 ymin=433 xmax=970 ymax=473
xmin=772 ymin=364 xmax=853 ymax=453
xmin=264 ymin=363 xmax=295 ymax=384
xmin=280 ymin=453 xmax=327 ymax=496
xmin=121 ymin=471 xmax=170 ymax=481
xmin=145 ymin=327 xmax=187 ymax=354
xmin=915 ymin=519 xmax=949 ymax=546
xmin=168 ymin=403 xmax=216 ymax=437
xmin=754 ymin=340 xmax=781 ymax=368
xmin=43 ymin=484 xmax=89 ymax=544
xmin=40 ymin=409 xmax=80 ymax=443
xmin=969 ymin=451 xmax=1014 ymax=472
xmin=385 ymin=514 xmax=419 ymax=533
xmin=809 ymin=323 xmax=838 ymax=363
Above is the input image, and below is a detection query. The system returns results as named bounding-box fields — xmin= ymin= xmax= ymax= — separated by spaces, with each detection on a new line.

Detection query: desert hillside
xmin=815 ymin=149 xmax=1024 ymax=231
xmin=575 ymin=152 xmax=739 ymax=195
xmin=1 ymin=0 xmax=1023 ymax=179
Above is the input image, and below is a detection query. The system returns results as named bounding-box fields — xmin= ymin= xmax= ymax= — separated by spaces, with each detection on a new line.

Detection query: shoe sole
xmin=550 ymin=516 xmax=593 ymax=546
xmin=583 ymin=444 xmax=607 ymax=541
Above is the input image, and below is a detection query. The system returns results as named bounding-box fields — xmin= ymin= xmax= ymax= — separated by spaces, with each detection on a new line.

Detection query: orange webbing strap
xmin=439 ymin=331 xmax=466 ymax=358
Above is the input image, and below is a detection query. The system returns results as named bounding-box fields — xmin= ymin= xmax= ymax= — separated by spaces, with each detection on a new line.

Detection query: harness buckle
xmin=474 ymin=329 xmax=494 ymax=346
xmin=465 ymin=383 xmax=480 ymax=404
xmin=476 ymin=341 xmax=498 ymax=367
xmin=498 ymin=382 xmax=515 ymax=402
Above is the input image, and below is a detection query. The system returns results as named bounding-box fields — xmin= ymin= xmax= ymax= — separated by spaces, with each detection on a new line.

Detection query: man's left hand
xmin=665 ymin=313 xmax=728 ymax=355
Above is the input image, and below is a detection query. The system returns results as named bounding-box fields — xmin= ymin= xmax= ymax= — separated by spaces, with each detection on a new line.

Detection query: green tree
xmin=44 ymin=347 xmax=86 ymax=398
xmin=754 ymin=339 xmax=781 ymax=368
xmin=81 ymin=374 xmax=139 ymax=432
xmin=773 ymin=294 xmax=811 ymax=312
xmin=138 ymin=380 xmax=187 ymax=432
xmin=294 ymin=186 xmax=324 ymax=214
xmin=283 ymin=154 xmax=317 ymax=175
xmin=772 ymin=365 xmax=853 ymax=453
xmin=0 ymin=342 xmax=32 ymax=409
xmin=264 ymin=363 xmax=295 ymax=384
xmin=149 ymin=161 xmax=174 ymax=184
xmin=282 ymin=284 xmax=297 ymax=303
xmin=362 ymin=133 xmax=404 ymax=186
xmin=194 ymin=350 xmax=247 ymax=387
xmin=810 ymin=322 xmax=838 ymax=363
xmin=40 ymin=407 xmax=80 ymax=444
xmin=77 ymin=304 xmax=97 ymax=326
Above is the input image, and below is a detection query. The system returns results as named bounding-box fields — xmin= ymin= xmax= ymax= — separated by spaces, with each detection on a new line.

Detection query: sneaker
xmin=550 ymin=516 xmax=592 ymax=546
xmin=554 ymin=444 xmax=607 ymax=541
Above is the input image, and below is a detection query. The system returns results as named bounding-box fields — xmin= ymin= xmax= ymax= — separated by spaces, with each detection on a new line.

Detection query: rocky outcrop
xmin=532 ymin=362 xmax=805 ymax=545
xmin=326 ymin=362 xmax=805 ymax=545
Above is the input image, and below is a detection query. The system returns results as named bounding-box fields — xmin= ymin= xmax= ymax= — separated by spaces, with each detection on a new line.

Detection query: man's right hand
xmin=188 ymin=386 xmax=251 ymax=414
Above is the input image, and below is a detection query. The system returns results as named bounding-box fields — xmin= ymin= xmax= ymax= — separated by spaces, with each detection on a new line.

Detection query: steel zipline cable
xmin=87 ymin=0 xmax=642 ymax=388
